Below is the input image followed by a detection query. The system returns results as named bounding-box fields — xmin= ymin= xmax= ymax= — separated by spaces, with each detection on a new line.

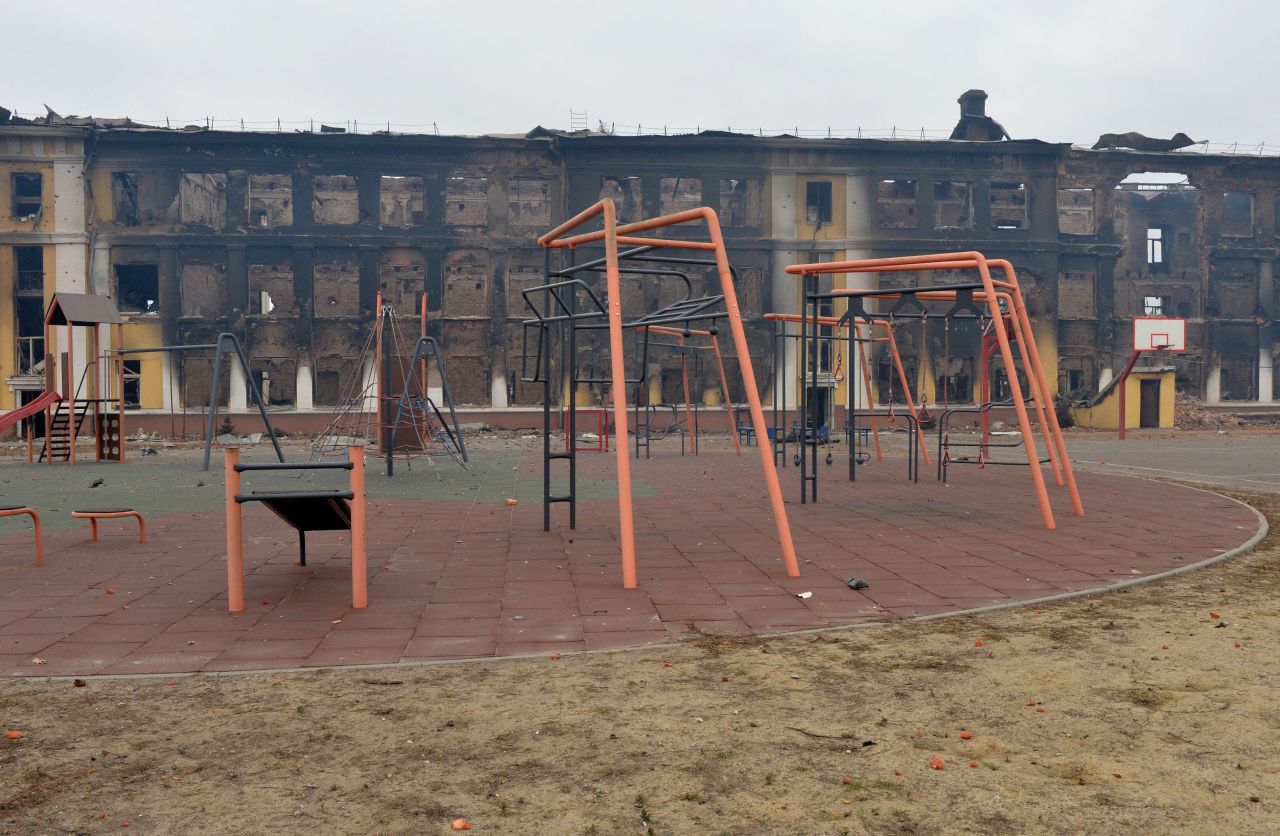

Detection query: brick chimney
xmin=958 ymin=89 xmax=988 ymax=118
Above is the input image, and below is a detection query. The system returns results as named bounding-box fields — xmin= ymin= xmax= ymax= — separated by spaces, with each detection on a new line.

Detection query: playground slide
xmin=0 ymin=391 xmax=61 ymax=434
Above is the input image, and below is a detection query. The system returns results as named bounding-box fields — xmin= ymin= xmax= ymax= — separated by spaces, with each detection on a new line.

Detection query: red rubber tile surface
xmin=0 ymin=450 xmax=1259 ymax=676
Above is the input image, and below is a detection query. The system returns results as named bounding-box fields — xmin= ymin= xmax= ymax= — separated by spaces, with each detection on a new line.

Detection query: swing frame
xmin=787 ymin=251 xmax=1083 ymax=530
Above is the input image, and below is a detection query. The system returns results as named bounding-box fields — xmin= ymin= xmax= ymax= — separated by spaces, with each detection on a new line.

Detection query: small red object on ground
xmin=929 ymin=757 xmax=945 ymax=770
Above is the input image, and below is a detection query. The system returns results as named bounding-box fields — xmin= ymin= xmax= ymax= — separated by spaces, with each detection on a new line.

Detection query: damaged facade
xmin=2 ymin=93 xmax=1279 ymax=428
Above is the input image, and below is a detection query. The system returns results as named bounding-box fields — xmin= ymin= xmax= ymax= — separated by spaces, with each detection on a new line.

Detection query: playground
xmin=0 ymin=205 xmax=1275 ymax=833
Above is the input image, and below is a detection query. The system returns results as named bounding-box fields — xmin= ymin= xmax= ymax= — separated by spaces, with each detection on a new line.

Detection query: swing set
xmin=787 ymin=251 xmax=1084 ymax=530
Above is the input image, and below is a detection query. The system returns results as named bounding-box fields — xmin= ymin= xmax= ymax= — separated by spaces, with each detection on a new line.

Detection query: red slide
xmin=0 ymin=391 xmax=62 ymax=434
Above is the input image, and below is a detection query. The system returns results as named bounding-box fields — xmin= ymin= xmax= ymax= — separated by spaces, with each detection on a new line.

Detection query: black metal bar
xmin=235 ymin=491 xmax=355 ymax=503
xmin=236 ymin=461 xmax=353 ymax=472
xmin=548 ymin=245 xmax=656 ymax=277
xmin=566 ymin=253 xmax=578 ymax=531
xmin=807 ymin=281 xmax=989 ymax=301
xmin=298 ymin=530 xmax=306 ymax=566
xmin=109 ymin=344 xmax=218 ymax=353
xmin=201 ymin=340 xmax=225 ymax=471
xmin=542 ymin=247 xmax=553 ymax=533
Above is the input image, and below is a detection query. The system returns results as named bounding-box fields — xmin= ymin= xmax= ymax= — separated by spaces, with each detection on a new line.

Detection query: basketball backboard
xmin=1133 ymin=317 xmax=1186 ymax=352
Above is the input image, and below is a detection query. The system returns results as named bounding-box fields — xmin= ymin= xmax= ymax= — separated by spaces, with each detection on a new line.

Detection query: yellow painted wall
xmin=0 ymin=246 xmax=13 ymax=409
xmin=90 ymin=168 xmax=115 ymax=224
xmin=1033 ymin=320 xmax=1058 ymax=397
xmin=1070 ymin=369 xmax=1175 ymax=430
xmin=120 ymin=323 xmax=165 ymax=409
xmin=795 ymin=176 xmax=846 ymax=241
xmin=0 ymin=161 xmax=57 ymax=233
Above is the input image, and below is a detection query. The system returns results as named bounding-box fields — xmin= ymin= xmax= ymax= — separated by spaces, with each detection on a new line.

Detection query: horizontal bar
xmin=235 ymin=491 xmax=355 ymax=504
xmin=109 ymin=344 xmax=218 ymax=354
xmin=235 ymin=461 xmax=353 ymax=472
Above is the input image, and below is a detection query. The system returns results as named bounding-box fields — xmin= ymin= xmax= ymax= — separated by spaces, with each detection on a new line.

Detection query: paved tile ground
xmin=0 ymin=443 xmax=1260 ymax=676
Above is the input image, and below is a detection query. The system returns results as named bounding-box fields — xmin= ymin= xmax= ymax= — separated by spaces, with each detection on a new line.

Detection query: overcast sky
xmin=9 ymin=0 xmax=1279 ymax=147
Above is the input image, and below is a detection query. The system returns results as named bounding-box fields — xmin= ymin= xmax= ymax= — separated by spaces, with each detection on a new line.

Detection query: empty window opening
xmin=112 ymin=172 xmax=139 ymax=226
xmin=659 ymin=176 xmax=701 ymax=215
xmin=122 ymin=360 xmax=142 ymax=409
xmin=934 ymin=181 xmax=973 ymax=229
xmin=380 ymin=176 xmax=426 ymax=227
xmin=1146 ymin=226 xmax=1169 ymax=273
xmin=805 ymin=181 xmax=833 ymax=225
xmin=991 ymin=182 xmax=1027 ymax=230
xmin=12 ymin=173 xmax=42 ymax=219
xmin=1142 ymin=295 xmax=1169 ymax=317
xmin=14 ymin=246 xmax=43 ymax=295
xmin=720 ymin=178 xmax=762 ymax=227
xmin=445 ymin=174 xmax=489 ymax=226
xmin=1221 ymin=192 xmax=1254 ymax=237
xmin=114 ymin=264 xmax=159 ymax=314
xmin=248 ymin=262 xmax=294 ymax=317
xmin=507 ymin=177 xmax=550 ymax=227
xmin=598 ymin=176 xmax=642 ymax=224
xmin=876 ymin=179 xmax=918 ymax=229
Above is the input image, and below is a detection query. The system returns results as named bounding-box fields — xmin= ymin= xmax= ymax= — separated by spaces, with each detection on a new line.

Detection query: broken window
xmin=936 ymin=356 xmax=973 ymax=404
xmin=719 ymin=179 xmax=761 ymax=227
xmin=179 ymin=173 xmax=227 ymax=227
xmin=599 ymin=176 xmax=643 ymax=224
xmin=1146 ymin=226 xmax=1169 ymax=274
xmin=313 ymin=250 xmax=361 ymax=318
xmin=443 ymin=250 xmax=490 ymax=318
xmin=313 ymin=175 xmax=360 ymax=225
xmin=248 ymin=175 xmax=293 ymax=228
xmin=313 ymin=356 xmax=350 ymax=407
xmin=445 ymin=174 xmax=489 ymax=226
xmin=1057 ymin=357 xmax=1092 ymax=396
xmin=991 ymin=182 xmax=1027 ymax=230
xmin=659 ymin=177 xmax=701 ymax=215
xmin=934 ymin=181 xmax=973 ymax=229
xmin=380 ymin=176 xmax=424 ymax=227
xmin=876 ymin=179 xmax=917 ymax=229
xmin=1221 ymin=192 xmax=1253 ymax=237
xmin=11 ymin=173 xmax=41 ymax=219
xmin=14 ymin=246 xmax=43 ymax=295
xmin=1057 ymin=272 xmax=1096 ymax=319
xmin=122 ymin=360 xmax=142 ymax=409
xmin=248 ymin=261 xmax=294 ymax=317
xmin=805 ymin=181 xmax=833 ymax=225
xmin=180 ymin=263 xmax=227 ymax=317
xmin=251 ymin=358 xmax=296 ymax=407
xmin=508 ymin=177 xmax=550 ymax=227
xmin=114 ymin=264 xmax=160 ymax=314
xmin=112 ymin=172 xmax=139 ymax=226
xmin=1057 ymin=188 xmax=1094 ymax=235
xmin=1142 ymin=295 xmax=1168 ymax=317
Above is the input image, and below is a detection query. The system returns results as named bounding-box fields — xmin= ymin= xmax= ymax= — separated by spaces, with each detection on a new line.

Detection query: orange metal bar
xmin=117 ymin=324 xmax=126 ymax=464
xmin=26 ymin=420 xmax=32 ymax=463
xmin=599 ymin=200 xmax=639 ymax=588
xmin=709 ymin=335 xmax=741 ymax=455
xmin=225 ymin=447 xmax=244 ymax=612
xmin=973 ymin=258 xmax=1055 ymax=529
xmin=0 ymin=508 xmax=43 ymax=566
xmin=374 ymin=291 xmax=383 ymax=456
xmin=615 ymin=236 xmax=718 ymax=250
xmin=72 ymin=510 xmax=146 ymax=543
xmin=350 ymin=444 xmax=368 ymax=608
xmin=989 ymin=260 xmax=1083 ymax=516
xmin=66 ymin=322 xmax=75 ymax=466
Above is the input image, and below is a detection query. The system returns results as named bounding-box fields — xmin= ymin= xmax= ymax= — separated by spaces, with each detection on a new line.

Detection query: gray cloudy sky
xmin=10 ymin=0 xmax=1279 ymax=146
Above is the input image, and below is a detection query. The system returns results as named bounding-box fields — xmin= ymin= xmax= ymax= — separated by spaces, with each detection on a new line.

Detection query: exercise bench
xmin=72 ymin=509 xmax=146 ymax=543
xmin=223 ymin=445 xmax=367 ymax=612
xmin=0 ymin=505 xmax=44 ymax=565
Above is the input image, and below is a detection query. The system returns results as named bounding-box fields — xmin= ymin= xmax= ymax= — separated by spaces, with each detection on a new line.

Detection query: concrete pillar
xmin=229 ymin=354 xmax=248 ymax=411
xmin=1259 ymin=259 xmax=1274 ymax=403
xmin=490 ymin=372 xmax=508 ymax=408
xmin=1206 ymin=361 xmax=1222 ymax=404
xmin=296 ymin=359 xmax=314 ymax=410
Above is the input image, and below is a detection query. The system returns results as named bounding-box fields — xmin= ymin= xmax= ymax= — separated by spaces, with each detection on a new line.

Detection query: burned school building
xmin=1 ymin=90 xmax=1279 ymax=432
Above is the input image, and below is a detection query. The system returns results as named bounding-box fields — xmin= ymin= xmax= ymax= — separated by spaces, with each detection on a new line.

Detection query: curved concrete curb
xmin=21 ymin=482 xmax=1268 ymax=683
